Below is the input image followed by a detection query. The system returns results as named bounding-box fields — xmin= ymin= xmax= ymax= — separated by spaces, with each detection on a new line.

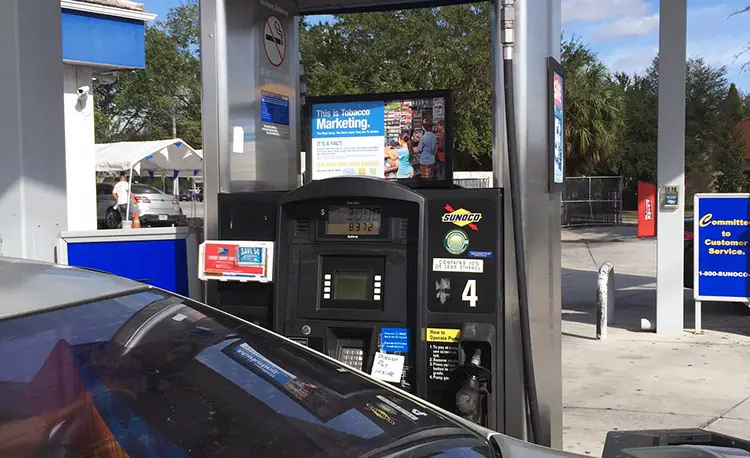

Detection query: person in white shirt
xmin=112 ymin=172 xmax=140 ymax=228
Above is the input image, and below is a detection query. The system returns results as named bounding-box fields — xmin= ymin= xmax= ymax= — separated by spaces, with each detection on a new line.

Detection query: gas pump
xmin=205 ymin=171 xmax=509 ymax=432
xmin=273 ymin=177 xmax=423 ymax=393
xmin=198 ymin=0 xmax=556 ymax=445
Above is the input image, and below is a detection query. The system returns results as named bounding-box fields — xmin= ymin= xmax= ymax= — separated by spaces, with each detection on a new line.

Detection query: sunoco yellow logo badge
xmin=442 ymin=204 xmax=482 ymax=231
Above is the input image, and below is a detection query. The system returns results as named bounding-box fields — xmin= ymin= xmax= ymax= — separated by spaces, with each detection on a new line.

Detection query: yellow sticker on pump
xmin=426 ymin=328 xmax=461 ymax=342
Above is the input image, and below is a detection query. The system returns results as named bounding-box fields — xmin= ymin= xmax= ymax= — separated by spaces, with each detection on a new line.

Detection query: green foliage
xmin=608 ymin=67 xmax=658 ymax=184
xmin=560 ymin=36 xmax=625 ymax=175
xmin=612 ymin=57 xmax=747 ymax=200
xmin=714 ymin=83 xmax=749 ymax=192
xmin=95 ymin=2 xmax=749 ymax=191
xmin=94 ymin=0 xmax=202 ymax=148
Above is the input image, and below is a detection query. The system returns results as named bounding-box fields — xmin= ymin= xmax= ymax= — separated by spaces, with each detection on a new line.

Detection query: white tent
xmin=95 ymin=139 xmax=203 ymax=175
xmin=95 ymin=139 xmax=203 ymax=223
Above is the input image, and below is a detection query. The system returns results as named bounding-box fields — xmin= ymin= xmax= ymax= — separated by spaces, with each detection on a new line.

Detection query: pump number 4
xmin=461 ymin=279 xmax=478 ymax=307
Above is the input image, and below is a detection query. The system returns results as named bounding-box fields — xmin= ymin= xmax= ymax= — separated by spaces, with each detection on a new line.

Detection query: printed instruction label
xmin=426 ymin=328 xmax=461 ymax=343
xmin=427 ymin=342 xmax=460 ymax=382
xmin=380 ymin=328 xmax=409 ymax=353
xmin=370 ymin=352 xmax=405 ymax=383
xmin=432 ymin=258 xmax=484 ymax=273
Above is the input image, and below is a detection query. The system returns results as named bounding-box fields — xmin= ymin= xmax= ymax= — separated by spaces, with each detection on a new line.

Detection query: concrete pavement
xmin=561 ymin=226 xmax=750 ymax=455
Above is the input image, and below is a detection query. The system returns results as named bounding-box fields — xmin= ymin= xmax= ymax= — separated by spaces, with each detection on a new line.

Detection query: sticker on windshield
xmin=364 ymin=402 xmax=398 ymax=426
xmin=375 ymin=395 xmax=421 ymax=422
xmin=230 ymin=342 xmax=297 ymax=385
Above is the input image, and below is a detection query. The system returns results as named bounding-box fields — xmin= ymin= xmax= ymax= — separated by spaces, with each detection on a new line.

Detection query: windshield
xmin=0 ymin=290 xmax=492 ymax=458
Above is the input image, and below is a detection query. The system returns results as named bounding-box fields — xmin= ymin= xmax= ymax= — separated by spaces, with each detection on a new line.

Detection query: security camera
xmin=77 ymin=86 xmax=90 ymax=96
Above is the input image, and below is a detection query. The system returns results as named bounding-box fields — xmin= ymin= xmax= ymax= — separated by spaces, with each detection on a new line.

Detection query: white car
xmin=97 ymin=182 xmax=185 ymax=228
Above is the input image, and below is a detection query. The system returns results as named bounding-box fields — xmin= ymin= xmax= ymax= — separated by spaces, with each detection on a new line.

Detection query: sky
xmin=142 ymin=0 xmax=750 ymax=91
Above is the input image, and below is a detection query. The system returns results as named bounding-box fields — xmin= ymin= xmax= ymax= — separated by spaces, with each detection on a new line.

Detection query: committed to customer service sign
xmin=694 ymin=194 xmax=750 ymax=301
xmin=311 ymin=101 xmax=386 ymax=180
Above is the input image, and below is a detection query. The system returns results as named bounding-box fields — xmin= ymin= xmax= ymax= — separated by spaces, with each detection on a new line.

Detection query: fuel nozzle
xmin=469 ymin=348 xmax=482 ymax=366
xmin=455 ymin=349 xmax=484 ymax=423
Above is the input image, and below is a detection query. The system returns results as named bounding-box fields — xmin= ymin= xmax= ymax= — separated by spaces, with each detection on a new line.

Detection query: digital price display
xmin=325 ymin=206 xmax=382 ymax=235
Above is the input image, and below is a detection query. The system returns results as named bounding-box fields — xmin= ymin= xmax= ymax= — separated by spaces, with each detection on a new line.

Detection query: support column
xmin=656 ymin=0 xmax=687 ymax=333
xmin=63 ymin=64 xmax=97 ymax=231
xmin=0 ymin=0 xmax=67 ymax=261
xmin=493 ymin=0 xmax=562 ymax=448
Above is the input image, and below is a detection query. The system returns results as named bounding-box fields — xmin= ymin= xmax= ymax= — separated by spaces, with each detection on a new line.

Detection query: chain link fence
xmin=561 ymin=176 xmax=623 ymax=227
xmin=453 ymin=171 xmax=493 ymax=188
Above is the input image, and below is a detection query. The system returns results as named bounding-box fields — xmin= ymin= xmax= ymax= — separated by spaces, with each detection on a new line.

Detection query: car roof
xmin=0 ymin=257 xmax=148 ymax=320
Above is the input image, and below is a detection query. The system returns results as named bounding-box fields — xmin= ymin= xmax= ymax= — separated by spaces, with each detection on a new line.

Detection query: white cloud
xmin=561 ymin=0 xmax=649 ymax=23
xmin=594 ymin=13 xmax=659 ymax=40
xmin=565 ymin=1 xmax=750 ymax=90
xmin=688 ymin=36 xmax=750 ymax=71
xmin=600 ymin=35 xmax=750 ymax=83
xmin=602 ymin=45 xmax=658 ymax=75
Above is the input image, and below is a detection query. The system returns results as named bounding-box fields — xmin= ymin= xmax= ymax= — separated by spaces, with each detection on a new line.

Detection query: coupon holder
xmin=199 ymin=240 xmax=275 ymax=283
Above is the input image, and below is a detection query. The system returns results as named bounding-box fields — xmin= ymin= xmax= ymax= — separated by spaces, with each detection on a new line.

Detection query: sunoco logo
xmin=442 ymin=204 xmax=482 ymax=231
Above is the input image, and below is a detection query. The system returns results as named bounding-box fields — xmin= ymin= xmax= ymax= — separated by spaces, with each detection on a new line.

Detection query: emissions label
xmin=432 ymin=258 xmax=484 ymax=273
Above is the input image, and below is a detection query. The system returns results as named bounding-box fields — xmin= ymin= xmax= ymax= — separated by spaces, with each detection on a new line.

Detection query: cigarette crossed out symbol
xmin=266 ymin=22 xmax=284 ymax=45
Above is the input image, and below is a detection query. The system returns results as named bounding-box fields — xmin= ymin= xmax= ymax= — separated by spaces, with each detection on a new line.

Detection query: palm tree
xmin=561 ymin=36 xmax=625 ymax=175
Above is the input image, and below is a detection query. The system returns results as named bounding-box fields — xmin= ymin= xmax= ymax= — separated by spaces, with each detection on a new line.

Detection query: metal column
xmin=200 ymin=0 xmax=300 ymax=303
xmin=493 ymin=0 xmax=563 ymax=448
xmin=0 ymin=0 xmax=67 ymax=262
xmin=656 ymin=0 xmax=687 ymax=333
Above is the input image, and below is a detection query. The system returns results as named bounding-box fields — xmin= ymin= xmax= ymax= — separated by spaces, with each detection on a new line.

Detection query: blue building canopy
xmin=61 ymin=0 xmax=155 ymax=70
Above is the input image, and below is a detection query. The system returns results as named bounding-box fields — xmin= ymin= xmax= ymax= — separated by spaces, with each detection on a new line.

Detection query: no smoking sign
xmin=263 ymin=15 xmax=286 ymax=67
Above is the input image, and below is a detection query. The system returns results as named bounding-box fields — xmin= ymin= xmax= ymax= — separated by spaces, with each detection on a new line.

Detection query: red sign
xmin=553 ymin=74 xmax=563 ymax=107
xmin=637 ymin=182 xmax=657 ymax=238
xmin=203 ymin=242 xmax=266 ymax=277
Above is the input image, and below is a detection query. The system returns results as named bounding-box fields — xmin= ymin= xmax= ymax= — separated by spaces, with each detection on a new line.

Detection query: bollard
xmin=596 ymin=261 xmax=615 ymax=340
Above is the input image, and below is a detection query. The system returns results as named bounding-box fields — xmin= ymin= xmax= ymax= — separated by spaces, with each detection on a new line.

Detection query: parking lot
xmin=561 ymin=226 xmax=750 ymax=455
xmin=180 ymin=200 xmax=204 ymax=220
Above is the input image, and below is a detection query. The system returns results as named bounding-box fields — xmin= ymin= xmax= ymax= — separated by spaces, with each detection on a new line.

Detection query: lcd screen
xmin=309 ymin=91 xmax=452 ymax=183
xmin=333 ymin=271 xmax=370 ymax=301
xmin=325 ymin=206 xmax=382 ymax=236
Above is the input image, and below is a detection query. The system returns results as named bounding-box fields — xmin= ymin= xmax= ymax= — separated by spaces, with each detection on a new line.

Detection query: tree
xmin=714 ymin=83 xmax=748 ymax=192
xmin=608 ymin=56 xmax=742 ymax=200
xmin=608 ymin=67 xmax=658 ymax=184
xmin=560 ymin=36 xmax=625 ymax=175
xmin=94 ymin=0 xmax=202 ymax=148
xmin=301 ymin=5 xmax=493 ymax=169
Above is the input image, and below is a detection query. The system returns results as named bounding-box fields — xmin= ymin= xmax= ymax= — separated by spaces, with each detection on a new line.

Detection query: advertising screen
xmin=307 ymin=91 xmax=452 ymax=184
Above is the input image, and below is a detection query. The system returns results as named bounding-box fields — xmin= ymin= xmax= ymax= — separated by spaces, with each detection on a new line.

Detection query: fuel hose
xmin=500 ymin=0 xmax=544 ymax=446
